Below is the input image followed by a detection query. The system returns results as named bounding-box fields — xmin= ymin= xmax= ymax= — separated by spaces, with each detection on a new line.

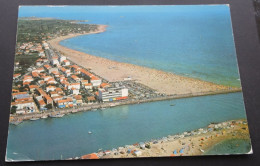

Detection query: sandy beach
xmin=48 ymin=25 xmax=240 ymax=95
xmin=85 ymin=119 xmax=250 ymax=159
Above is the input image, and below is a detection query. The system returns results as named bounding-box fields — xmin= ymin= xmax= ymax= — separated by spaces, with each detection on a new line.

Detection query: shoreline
xmin=48 ymin=25 xmax=241 ymax=95
xmin=76 ymin=119 xmax=250 ymax=159
xmin=9 ymin=90 xmax=242 ymax=123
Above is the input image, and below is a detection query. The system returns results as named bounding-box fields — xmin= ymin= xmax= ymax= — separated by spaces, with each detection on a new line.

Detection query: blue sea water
xmin=6 ymin=93 xmax=249 ymax=161
xmin=19 ymin=5 xmax=241 ymax=87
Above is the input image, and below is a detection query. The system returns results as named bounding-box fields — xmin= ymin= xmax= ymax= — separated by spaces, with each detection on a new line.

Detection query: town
xmin=11 ymin=40 xmax=165 ymax=120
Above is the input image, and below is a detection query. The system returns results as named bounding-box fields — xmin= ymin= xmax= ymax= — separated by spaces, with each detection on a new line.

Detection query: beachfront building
xmin=11 ymin=97 xmax=37 ymax=114
xmin=51 ymin=57 xmax=59 ymax=66
xmin=80 ymin=69 xmax=102 ymax=87
xmin=56 ymin=98 xmax=73 ymax=108
xmin=98 ymin=87 xmax=128 ymax=102
xmin=91 ymin=77 xmax=102 ymax=87
xmin=59 ymin=56 xmax=66 ymax=63
xmin=62 ymin=60 xmax=70 ymax=66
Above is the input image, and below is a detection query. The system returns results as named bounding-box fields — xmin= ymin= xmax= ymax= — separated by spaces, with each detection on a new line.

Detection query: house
xmin=100 ymin=83 xmax=110 ymax=88
xmin=13 ymin=73 xmax=21 ymax=80
xmin=62 ymin=60 xmax=70 ymax=66
xmin=69 ymin=83 xmax=80 ymax=90
xmin=50 ymin=91 xmax=59 ymax=97
xmin=38 ymin=99 xmax=46 ymax=110
xmin=90 ymin=76 xmax=102 ymax=87
xmin=55 ymin=88 xmax=64 ymax=95
xmin=71 ymin=88 xmax=79 ymax=95
xmin=46 ymin=78 xmax=57 ymax=85
xmin=59 ymin=56 xmax=66 ymax=63
xmin=32 ymin=71 xmax=39 ymax=78
xmin=44 ymin=95 xmax=53 ymax=105
xmin=51 ymin=57 xmax=59 ymax=66
xmin=11 ymin=98 xmax=36 ymax=114
xmin=42 ymin=76 xmax=52 ymax=82
xmin=46 ymin=86 xmax=56 ymax=92
xmin=23 ymin=75 xmax=33 ymax=84
xmin=44 ymin=64 xmax=51 ymax=70
xmin=60 ymin=67 xmax=71 ymax=77
xmin=87 ymin=96 xmax=96 ymax=103
xmin=29 ymin=85 xmax=39 ymax=92
xmin=48 ymin=67 xmax=59 ymax=74
xmin=71 ymin=75 xmax=80 ymax=82
xmin=74 ymin=95 xmax=83 ymax=105
xmin=52 ymin=95 xmax=63 ymax=103
xmin=12 ymin=92 xmax=29 ymax=100
xmin=57 ymin=98 xmax=73 ymax=108
xmin=83 ymin=83 xmax=93 ymax=90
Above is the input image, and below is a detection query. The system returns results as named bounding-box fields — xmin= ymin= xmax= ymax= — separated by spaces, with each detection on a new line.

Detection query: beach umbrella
xmin=180 ymin=149 xmax=184 ymax=154
xmin=173 ymin=150 xmax=177 ymax=155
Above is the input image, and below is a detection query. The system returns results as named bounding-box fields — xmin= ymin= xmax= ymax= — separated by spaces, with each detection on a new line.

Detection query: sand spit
xmin=48 ymin=25 xmax=240 ymax=95
xmin=77 ymin=119 xmax=249 ymax=159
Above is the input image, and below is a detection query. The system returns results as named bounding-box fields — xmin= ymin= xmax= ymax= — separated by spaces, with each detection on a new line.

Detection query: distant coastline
xmin=48 ymin=24 xmax=241 ymax=95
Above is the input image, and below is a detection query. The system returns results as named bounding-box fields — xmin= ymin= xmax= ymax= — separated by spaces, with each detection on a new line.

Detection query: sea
xmin=6 ymin=5 xmax=250 ymax=161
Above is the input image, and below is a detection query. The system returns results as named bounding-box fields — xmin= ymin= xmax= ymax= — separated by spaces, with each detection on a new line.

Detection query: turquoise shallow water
xmin=19 ymin=5 xmax=241 ymax=87
xmin=6 ymin=93 xmax=249 ymax=161
xmin=205 ymin=139 xmax=251 ymax=155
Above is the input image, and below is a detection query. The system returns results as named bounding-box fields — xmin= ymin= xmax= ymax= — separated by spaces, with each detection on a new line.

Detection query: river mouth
xmin=6 ymin=92 xmax=248 ymax=161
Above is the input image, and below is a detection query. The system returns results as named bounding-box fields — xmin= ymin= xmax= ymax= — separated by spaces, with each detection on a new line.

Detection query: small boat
xmin=170 ymin=104 xmax=175 ymax=106
xmin=50 ymin=114 xmax=65 ymax=118
xmin=41 ymin=115 xmax=48 ymax=119
xmin=10 ymin=121 xmax=22 ymax=125
xmin=88 ymin=131 xmax=92 ymax=134
xmin=200 ymin=148 xmax=205 ymax=153
xmin=30 ymin=118 xmax=40 ymax=121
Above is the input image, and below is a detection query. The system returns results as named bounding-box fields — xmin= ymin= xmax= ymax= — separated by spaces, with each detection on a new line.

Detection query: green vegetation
xmin=17 ymin=18 xmax=99 ymax=43
xmin=11 ymin=106 xmax=17 ymax=114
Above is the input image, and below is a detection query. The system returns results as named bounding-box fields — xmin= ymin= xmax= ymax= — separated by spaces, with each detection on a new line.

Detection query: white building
xmin=51 ymin=59 xmax=59 ymax=66
xmin=98 ymin=87 xmax=128 ymax=102
xmin=91 ymin=77 xmax=102 ymax=87
xmin=59 ymin=56 xmax=66 ymax=63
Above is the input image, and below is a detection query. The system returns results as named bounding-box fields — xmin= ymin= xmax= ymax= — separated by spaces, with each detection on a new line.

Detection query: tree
xmin=45 ymin=104 xmax=52 ymax=109
xmin=11 ymin=106 xmax=17 ymax=114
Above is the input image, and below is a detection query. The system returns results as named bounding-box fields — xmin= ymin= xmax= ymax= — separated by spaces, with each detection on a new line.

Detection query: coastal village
xmin=11 ymin=40 xmax=132 ymax=118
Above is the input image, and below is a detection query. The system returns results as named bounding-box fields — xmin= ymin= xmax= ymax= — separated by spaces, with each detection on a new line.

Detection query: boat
xmin=30 ymin=118 xmax=40 ymax=121
xmin=50 ymin=114 xmax=65 ymax=118
xmin=72 ymin=110 xmax=77 ymax=113
xmin=88 ymin=131 xmax=92 ymax=134
xmin=170 ymin=104 xmax=175 ymax=106
xmin=10 ymin=121 xmax=22 ymax=125
xmin=200 ymin=148 xmax=205 ymax=153
xmin=41 ymin=115 xmax=48 ymax=119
